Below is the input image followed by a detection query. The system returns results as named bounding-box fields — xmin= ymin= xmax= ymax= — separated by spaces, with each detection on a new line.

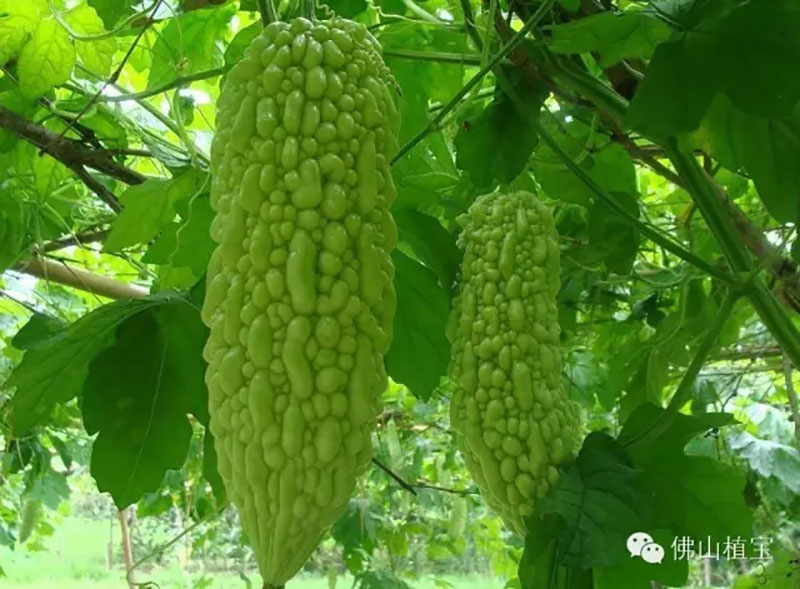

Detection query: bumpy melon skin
xmin=447 ymin=191 xmax=580 ymax=536
xmin=201 ymin=17 xmax=398 ymax=586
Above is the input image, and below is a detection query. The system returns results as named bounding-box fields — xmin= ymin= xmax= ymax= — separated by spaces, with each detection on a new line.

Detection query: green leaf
xmin=0 ymin=194 xmax=25 ymax=271
xmin=10 ymin=313 xmax=65 ymax=350
xmin=618 ymin=404 xmax=752 ymax=539
xmin=593 ymin=528 xmax=688 ymax=588
xmin=518 ymin=514 xmax=593 ymax=589
xmin=618 ymin=404 xmax=738 ymax=455
xmin=731 ymin=546 xmax=800 ymax=589
xmin=588 ymin=190 xmax=640 ymax=274
xmin=548 ymin=10 xmax=671 ymax=66
xmin=171 ymin=193 xmax=216 ymax=275
xmin=644 ymin=454 xmax=753 ymax=539
xmin=147 ymin=5 xmax=236 ymax=91
xmin=17 ymin=18 xmax=76 ymax=99
xmin=6 ymin=294 xmax=181 ymax=434
xmin=386 ymin=251 xmax=450 ymax=400
xmin=629 ymin=0 xmax=800 ymax=136
xmin=394 ymin=170 xmax=461 ymax=209
xmin=104 ymin=169 xmax=208 ymax=251
xmin=534 ymin=141 xmax=637 ymax=207
xmin=80 ymin=108 xmax=129 ymax=150
xmin=87 ymin=0 xmax=133 ymax=29
xmin=358 ymin=570 xmax=411 ymax=589
xmin=82 ymin=300 xmax=208 ymax=508
xmin=169 ymin=94 xmax=195 ymax=126
xmin=29 ymin=468 xmax=70 ymax=509
xmin=0 ymin=0 xmax=46 ymax=64
xmin=380 ymin=23 xmax=468 ymax=137
xmin=143 ymin=223 xmax=179 ymax=264
xmin=202 ymin=427 xmax=227 ymax=504
xmin=534 ymin=432 xmax=652 ymax=569
xmin=393 ymin=208 xmax=461 ymax=289
xmin=21 ymin=137 xmax=70 ymax=197
xmin=454 ymin=77 xmax=547 ymax=188
xmin=324 ymin=0 xmax=368 ymax=18
xmin=65 ymin=4 xmax=117 ymax=77
xmin=332 ymin=503 xmax=377 ymax=574
xmin=702 ymin=95 xmax=800 ymax=223
xmin=224 ymin=21 xmax=261 ymax=67
xmin=728 ymin=431 xmax=800 ymax=494
xmin=0 ymin=89 xmax=37 ymax=152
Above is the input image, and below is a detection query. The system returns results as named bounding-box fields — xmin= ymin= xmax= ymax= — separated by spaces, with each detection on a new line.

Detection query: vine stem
xmin=490 ymin=62 xmax=738 ymax=294
xmin=130 ymin=507 xmax=226 ymax=571
xmin=14 ymin=256 xmax=148 ymax=299
xmin=67 ymin=67 xmax=210 ymax=166
xmin=492 ymin=63 xmax=731 ymax=284
xmin=536 ymin=52 xmax=800 ymax=370
xmin=390 ymin=0 xmax=558 ymax=165
xmin=624 ymin=289 xmax=739 ymax=450
xmin=99 ymin=66 xmax=229 ymax=103
xmin=531 ymin=118 xmax=732 ymax=284
xmin=383 ymin=49 xmax=487 ymax=65
xmin=257 ymin=0 xmax=278 ymax=26
xmin=118 ymin=508 xmax=136 ymax=589
xmin=372 ymin=457 xmax=478 ymax=495
xmin=303 ymin=0 xmax=315 ymax=20
xmin=664 ymin=142 xmax=800 ymax=369
xmin=372 ymin=457 xmax=417 ymax=495
xmin=402 ymin=0 xmax=442 ymax=23
xmin=783 ymin=356 xmax=800 ymax=441
xmin=97 ymin=48 xmax=486 ymax=105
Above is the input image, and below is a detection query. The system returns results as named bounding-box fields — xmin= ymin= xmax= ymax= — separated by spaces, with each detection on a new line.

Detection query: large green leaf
xmin=393 ymin=208 xmax=461 ymax=290
xmin=534 ymin=432 xmax=652 ymax=568
xmin=386 ymin=251 xmax=450 ymax=400
xmin=224 ymin=21 xmax=261 ymax=67
xmin=65 ymin=4 xmax=117 ymax=77
xmin=728 ymin=431 xmax=800 ymax=494
xmin=147 ymin=5 xmax=236 ymax=90
xmin=619 ymin=405 xmax=752 ymax=539
xmin=518 ymin=514 xmax=593 ymax=589
xmin=0 ymin=0 xmax=46 ymax=64
xmin=104 ymin=169 xmax=208 ymax=252
xmin=548 ymin=10 xmax=671 ymax=66
xmin=17 ymin=18 xmax=76 ymax=99
xmin=454 ymin=75 xmax=548 ymax=189
xmin=703 ymin=95 xmax=800 ymax=223
xmin=0 ymin=194 xmax=26 ymax=272
xmin=587 ymin=190 xmax=641 ymax=275
xmin=593 ymin=528 xmax=688 ymax=588
xmin=6 ymin=294 xmax=180 ymax=434
xmin=10 ymin=313 xmax=65 ymax=350
xmin=87 ymin=0 xmax=133 ymax=29
xmin=82 ymin=300 xmax=208 ymax=508
xmin=170 ymin=193 xmax=216 ymax=275
xmin=522 ymin=431 xmax=690 ymax=587
xmin=534 ymin=141 xmax=637 ymax=207
xmin=629 ymin=0 xmax=800 ymax=136
xmin=325 ymin=0 xmax=368 ymax=18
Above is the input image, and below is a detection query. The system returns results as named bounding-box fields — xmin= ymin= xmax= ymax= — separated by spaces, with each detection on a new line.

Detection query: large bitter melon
xmin=447 ymin=191 xmax=581 ymax=536
xmin=202 ymin=17 xmax=398 ymax=586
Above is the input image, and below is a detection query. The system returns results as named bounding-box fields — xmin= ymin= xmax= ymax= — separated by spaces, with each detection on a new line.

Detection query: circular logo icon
xmin=641 ymin=542 xmax=665 ymax=564
xmin=626 ymin=532 xmax=655 ymax=557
